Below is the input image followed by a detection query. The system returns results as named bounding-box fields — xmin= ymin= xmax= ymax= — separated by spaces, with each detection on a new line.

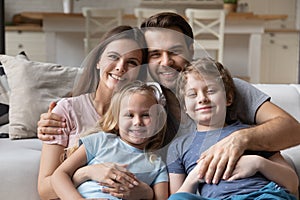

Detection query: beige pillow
xmin=0 ymin=54 xmax=82 ymax=139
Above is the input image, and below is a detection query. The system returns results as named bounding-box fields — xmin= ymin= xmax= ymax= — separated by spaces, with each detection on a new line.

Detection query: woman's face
xmin=97 ymin=39 xmax=143 ymax=91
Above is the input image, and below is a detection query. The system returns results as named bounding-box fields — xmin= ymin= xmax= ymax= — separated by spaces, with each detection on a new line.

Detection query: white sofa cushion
xmin=253 ymin=84 xmax=300 ymax=122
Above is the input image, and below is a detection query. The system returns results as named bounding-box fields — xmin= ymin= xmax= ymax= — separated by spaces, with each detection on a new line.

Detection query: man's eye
xmin=149 ymin=52 xmax=160 ymax=58
xmin=170 ymin=50 xmax=181 ymax=55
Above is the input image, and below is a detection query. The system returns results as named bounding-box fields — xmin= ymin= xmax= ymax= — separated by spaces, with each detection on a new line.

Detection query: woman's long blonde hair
xmin=67 ymin=81 xmax=167 ymax=157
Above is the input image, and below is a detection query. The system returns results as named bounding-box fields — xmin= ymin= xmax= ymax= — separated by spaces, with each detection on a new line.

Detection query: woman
xmin=37 ymin=25 xmax=153 ymax=200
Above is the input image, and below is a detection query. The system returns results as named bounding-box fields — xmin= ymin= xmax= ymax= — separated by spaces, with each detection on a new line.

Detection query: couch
xmin=0 ymin=83 xmax=299 ymax=200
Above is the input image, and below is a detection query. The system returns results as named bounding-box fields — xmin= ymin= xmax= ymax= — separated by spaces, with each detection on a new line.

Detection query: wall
xmin=4 ymin=0 xmax=300 ymax=83
xmin=4 ymin=0 xmax=140 ymax=23
xmin=4 ymin=0 xmax=299 ymax=25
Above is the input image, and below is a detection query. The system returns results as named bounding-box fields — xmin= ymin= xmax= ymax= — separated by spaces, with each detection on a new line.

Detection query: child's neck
xmin=197 ymin=122 xmax=227 ymax=132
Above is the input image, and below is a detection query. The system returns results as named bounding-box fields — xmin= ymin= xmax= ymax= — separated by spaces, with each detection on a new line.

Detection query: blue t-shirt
xmin=167 ymin=121 xmax=276 ymax=199
xmin=77 ymin=132 xmax=168 ymax=199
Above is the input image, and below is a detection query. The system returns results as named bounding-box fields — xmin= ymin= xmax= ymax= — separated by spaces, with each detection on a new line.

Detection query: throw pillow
xmin=0 ymin=64 xmax=9 ymax=105
xmin=0 ymin=63 xmax=10 ymax=126
xmin=0 ymin=54 xmax=82 ymax=139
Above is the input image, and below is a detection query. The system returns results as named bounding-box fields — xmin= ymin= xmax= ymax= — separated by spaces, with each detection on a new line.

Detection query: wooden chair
xmin=185 ymin=9 xmax=225 ymax=63
xmin=82 ymin=7 xmax=123 ymax=55
xmin=134 ymin=8 xmax=177 ymax=26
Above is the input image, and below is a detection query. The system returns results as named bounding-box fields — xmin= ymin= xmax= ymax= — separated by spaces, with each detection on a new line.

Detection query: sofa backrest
xmin=253 ymin=84 xmax=300 ymax=122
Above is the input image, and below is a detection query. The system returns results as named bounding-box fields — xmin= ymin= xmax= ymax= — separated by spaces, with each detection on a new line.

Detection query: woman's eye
xmin=127 ymin=60 xmax=139 ymax=68
xmin=108 ymin=54 xmax=119 ymax=60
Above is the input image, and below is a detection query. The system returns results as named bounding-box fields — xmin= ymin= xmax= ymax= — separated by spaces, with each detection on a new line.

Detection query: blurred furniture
xmin=260 ymin=31 xmax=299 ymax=84
xmin=82 ymin=7 xmax=123 ymax=55
xmin=185 ymin=8 xmax=225 ymax=63
xmin=5 ymin=30 xmax=46 ymax=62
xmin=134 ymin=8 xmax=177 ymax=26
xmin=20 ymin=12 xmax=288 ymax=80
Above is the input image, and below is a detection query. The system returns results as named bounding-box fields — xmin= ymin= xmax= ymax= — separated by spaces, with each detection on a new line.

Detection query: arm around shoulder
xmin=245 ymin=101 xmax=300 ymax=151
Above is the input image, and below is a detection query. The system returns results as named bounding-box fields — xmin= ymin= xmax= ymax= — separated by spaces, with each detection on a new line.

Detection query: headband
xmin=146 ymin=82 xmax=166 ymax=106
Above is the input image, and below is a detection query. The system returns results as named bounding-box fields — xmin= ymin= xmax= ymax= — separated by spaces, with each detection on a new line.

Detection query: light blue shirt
xmin=77 ymin=132 xmax=168 ymax=199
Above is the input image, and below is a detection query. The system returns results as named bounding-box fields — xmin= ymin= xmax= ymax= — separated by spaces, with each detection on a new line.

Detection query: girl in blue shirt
xmin=52 ymin=80 xmax=169 ymax=200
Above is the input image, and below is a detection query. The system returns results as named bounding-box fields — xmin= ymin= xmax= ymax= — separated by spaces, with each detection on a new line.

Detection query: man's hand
xmin=37 ymin=101 xmax=66 ymax=141
xmin=197 ymin=131 xmax=246 ymax=184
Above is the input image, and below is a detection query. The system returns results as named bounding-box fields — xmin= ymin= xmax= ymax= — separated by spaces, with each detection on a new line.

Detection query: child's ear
xmin=182 ymin=105 xmax=187 ymax=113
xmin=226 ymin=94 xmax=233 ymax=106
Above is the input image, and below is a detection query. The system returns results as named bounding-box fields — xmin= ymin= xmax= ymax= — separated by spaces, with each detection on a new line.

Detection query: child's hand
xmin=227 ymin=155 xmax=260 ymax=181
xmin=105 ymin=180 xmax=153 ymax=200
xmin=88 ymin=163 xmax=138 ymax=189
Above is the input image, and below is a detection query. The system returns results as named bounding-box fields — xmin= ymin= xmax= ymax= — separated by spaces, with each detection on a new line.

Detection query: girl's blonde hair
xmin=67 ymin=80 xmax=167 ymax=157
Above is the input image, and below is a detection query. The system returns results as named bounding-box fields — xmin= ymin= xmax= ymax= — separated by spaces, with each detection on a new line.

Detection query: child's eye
xmin=124 ymin=113 xmax=133 ymax=118
xmin=186 ymin=92 xmax=196 ymax=98
xmin=142 ymin=113 xmax=150 ymax=118
xmin=207 ymin=88 xmax=217 ymax=94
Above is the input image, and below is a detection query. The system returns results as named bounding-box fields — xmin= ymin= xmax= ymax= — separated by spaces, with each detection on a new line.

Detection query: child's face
xmin=118 ymin=93 xmax=159 ymax=149
xmin=184 ymin=73 xmax=229 ymax=131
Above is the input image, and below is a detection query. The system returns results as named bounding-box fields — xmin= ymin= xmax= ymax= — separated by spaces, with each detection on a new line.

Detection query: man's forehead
xmin=144 ymin=28 xmax=188 ymax=50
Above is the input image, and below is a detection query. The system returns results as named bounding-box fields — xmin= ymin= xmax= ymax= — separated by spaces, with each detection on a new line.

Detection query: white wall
xmin=5 ymin=0 xmax=299 ymax=27
xmin=4 ymin=0 xmax=140 ymax=23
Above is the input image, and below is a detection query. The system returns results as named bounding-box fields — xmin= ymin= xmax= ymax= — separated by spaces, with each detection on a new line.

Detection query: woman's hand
xmin=37 ymin=101 xmax=66 ymax=141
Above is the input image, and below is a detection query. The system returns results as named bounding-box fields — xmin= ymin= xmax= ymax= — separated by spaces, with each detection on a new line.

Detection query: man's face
xmin=144 ymin=28 xmax=193 ymax=90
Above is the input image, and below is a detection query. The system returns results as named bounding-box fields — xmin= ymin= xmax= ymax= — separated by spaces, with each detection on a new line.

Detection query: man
xmin=38 ymin=12 xmax=300 ymax=188
xmin=139 ymin=12 xmax=300 ymax=185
